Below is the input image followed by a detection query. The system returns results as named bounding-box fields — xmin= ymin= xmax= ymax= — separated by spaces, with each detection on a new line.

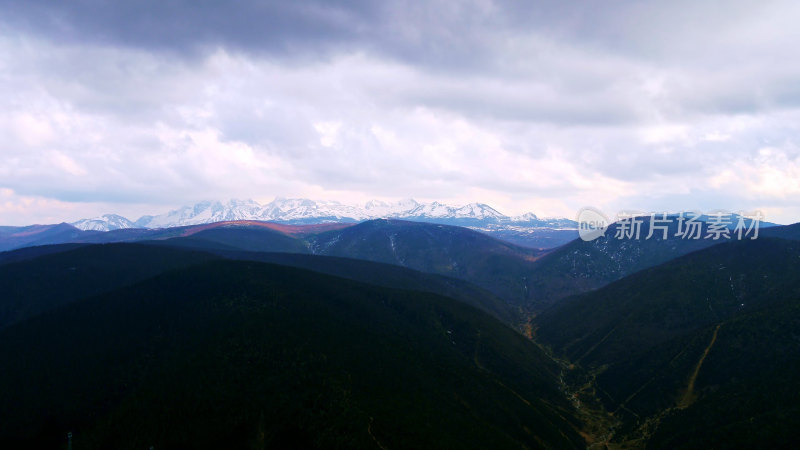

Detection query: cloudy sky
xmin=1 ymin=0 xmax=799 ymax=225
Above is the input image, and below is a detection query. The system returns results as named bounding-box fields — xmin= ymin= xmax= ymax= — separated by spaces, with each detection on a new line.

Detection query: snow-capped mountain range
xmin=72 ymin=198 xmax=577 ymax=231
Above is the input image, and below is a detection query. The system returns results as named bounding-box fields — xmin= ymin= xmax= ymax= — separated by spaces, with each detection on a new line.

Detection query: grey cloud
xmin=2 ymin=0 xmax=800 ymax=224
xmin=5 ymin=0 xmax=800 ymax=124
xmin=4 ymin=1 xmax=792 ymax=67
xmin=0 ymin=0 xmax=376 ymax=58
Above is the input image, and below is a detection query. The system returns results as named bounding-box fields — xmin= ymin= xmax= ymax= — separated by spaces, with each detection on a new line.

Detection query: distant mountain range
xmin=71 ymin=198 xmax=578 ymax=231
xmin=66 ymin=198 xmax=580 ymax=249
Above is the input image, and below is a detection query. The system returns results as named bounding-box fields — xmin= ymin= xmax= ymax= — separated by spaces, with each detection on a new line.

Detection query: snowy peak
xmin=72 ymin=214 xmax=136 ymax=231
xmin=408 ymin=201 xmax=453 ymax=218
xmin=135 ymin=199 xmax=262 ymax=229
xmin=402 ymin=202 xmax=505 ymax=221
xmin=363 ymin=198 xmax=420 ymax=217
xmin=262 ymin=198 xmax=369 ymax=222
xmin=511 ymin=212 xmax=540 ymax=222
xmin=454 ymin=203 xmax=505 ymax=220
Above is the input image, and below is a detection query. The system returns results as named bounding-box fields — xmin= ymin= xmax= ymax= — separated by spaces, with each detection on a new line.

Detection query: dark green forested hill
xmin=158 ymin=225 xmax=312 ymax=254
xmin=207 ymin=250 xmax=518 ymax=325
xmin=0 ymin=244 xmax=219 ymax=329
xmin=0 ymin=242 xmax=518 ymax=327
xmin=308 ymin=219 xmax=544 ymax=307
xmin=534 ymin=237 xmax=800 ymax=448
xmin=150 ymin=219 xmax=543 ymax=324
xmin=523 ymin=218 xmax=753 ymax=310
xmin=0 ymin=258 xmax=584 ymax=449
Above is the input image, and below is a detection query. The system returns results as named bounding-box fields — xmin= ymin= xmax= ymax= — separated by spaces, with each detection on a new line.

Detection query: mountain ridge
xmin=71 ymin=198 xmax=578 ymax=231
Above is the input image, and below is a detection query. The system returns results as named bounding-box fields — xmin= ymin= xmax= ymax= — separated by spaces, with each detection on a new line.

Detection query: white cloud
xmin=0 ymin=1 xmax=799 ymax=224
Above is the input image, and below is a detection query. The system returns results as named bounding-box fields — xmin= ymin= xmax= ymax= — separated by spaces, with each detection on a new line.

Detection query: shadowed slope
xmin=0 ymin=260 xmax=583 ymax=449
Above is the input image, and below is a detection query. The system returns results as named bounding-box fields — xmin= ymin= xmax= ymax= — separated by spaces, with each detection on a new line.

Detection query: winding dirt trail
xmin=679 ymin=323 xmax=722 ymax=408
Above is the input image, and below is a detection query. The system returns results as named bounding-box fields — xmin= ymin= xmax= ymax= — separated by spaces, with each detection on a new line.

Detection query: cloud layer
xmin=1 ymin=0 xmax=799 ymax=224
